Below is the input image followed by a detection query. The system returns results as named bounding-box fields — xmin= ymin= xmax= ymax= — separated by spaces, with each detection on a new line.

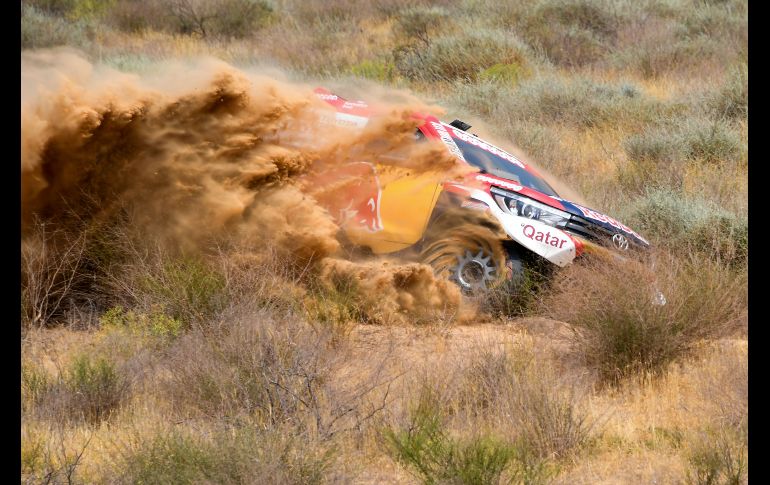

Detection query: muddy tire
xmin=420 ymin=225 xmax=520 ymax=294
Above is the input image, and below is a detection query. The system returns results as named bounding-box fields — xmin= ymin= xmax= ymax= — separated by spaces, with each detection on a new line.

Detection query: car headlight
xmin=490 ymin=187 xmax=571 ymax=228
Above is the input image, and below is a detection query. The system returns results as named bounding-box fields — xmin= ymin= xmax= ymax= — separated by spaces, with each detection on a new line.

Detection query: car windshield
xmin=452 ymin=137 xmax=558 ymax=197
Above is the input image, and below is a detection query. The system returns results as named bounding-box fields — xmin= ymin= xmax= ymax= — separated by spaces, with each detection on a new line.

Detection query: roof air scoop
xmin=449 ymin=119 xmax=472 ymax=131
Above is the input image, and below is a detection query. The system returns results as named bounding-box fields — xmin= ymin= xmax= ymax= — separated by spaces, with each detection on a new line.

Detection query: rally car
xmin=307 ymin=88 xmax=651 ymax=293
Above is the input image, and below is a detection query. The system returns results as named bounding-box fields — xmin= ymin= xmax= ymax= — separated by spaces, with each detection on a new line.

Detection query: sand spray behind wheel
xmin=22 ymin=49 xmax=499 ymax=324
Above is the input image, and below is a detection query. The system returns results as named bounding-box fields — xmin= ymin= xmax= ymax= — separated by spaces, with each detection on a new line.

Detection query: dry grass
xmin=21 ymin=0 xmax=747 ymax=482
xmin=21 ymin=315 xmax=746 ymax=483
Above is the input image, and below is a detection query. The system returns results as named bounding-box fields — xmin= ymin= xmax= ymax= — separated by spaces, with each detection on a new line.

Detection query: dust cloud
xmin=21 ymin=49 xmax=488 ymax=324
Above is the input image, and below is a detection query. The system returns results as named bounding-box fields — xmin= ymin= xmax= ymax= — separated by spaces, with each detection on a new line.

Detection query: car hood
xmin=546 ymin=196 xmax=650 ymax=247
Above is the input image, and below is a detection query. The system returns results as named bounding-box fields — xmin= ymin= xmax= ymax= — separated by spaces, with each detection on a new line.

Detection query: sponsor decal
xmin=449 ymin=127 xmax=526 ymax=169
xmin=311 ymin=162 xmax=383 ymax=233
xmin=571 ymin=203 xmax=649 ymax=245
xmin=342 ymin=100 xmax=368 ymax=109
xmin=430 ymin=122 xmax=466 ymax=162
xmin=522 ymin=223 xmax=568 ymax=249
xmin=460 ymin=200 xmax=489 ymax=211
xmin=475 ymin=174 xmax=523 ymax=192
xmin=315 ymin=93 xmax=338 ymax=101
xmin=333 ymin=112 xmax=369 ymax=128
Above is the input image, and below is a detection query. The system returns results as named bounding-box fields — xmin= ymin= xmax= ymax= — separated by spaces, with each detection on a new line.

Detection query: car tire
xmin=420 ymin=226 xmax=518 ymax=294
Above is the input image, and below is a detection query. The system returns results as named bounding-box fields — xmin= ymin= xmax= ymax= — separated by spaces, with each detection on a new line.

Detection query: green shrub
xmin=478 ymin=62 xmax=528 ymax=86
xmin=448 ymin=79 xmax=511 ymax=118
xmin=451 ymin=437 xmax=520 ymax=485
xmin=620 ymin=121 xmax=743 ymax=195
xmin=678 ymin=2 xmax=747 ymax=40
xmin=303 ymin=277 xmax=366 ymax=337
xmin=534 ymin=0 xmax=618 ymax=38
xmin=395 ymin=29 xmax=531 ymax=82
xmin=349 ymin=59 xmax=397 ymax=82
xmin=139 ymin=255 xmax=227 ymax=327
xmin=384 ymin=383 xmax=562 ymax=484
xmin=710 ymin=63 xmax=748 ymax=120
xmin=22 ymin=362 xmax=52 ymax=410
xmin=100 ymin=305 xmax=183 ymax=339
xmin=623 ymin=189 xmax=747 ymax=266
xmin=483 ymin=262 xmax=552 ymax=318
xmin=451 ymin=76 xmax=668 ymax=130
xmin=385 ymin=390 xmax=522 ymax=485
xmin=684 ymin=120 xmax=742 ymax=164
xmin=21 ymin=428 xmax=46 ymax=478
xmin=620 ymin=127 xmax=687 ymax=193
xmin=25 ymin=352 xmax=128 ymax=424
xmin=21 ymin=3 xmax=90 ymax=49
xmin=208 ymin=0 xmax=274 ymax=38
xmin=25 ymin=0 xmax=80 ymax=16
xmin=103 ymin=0 xmax=170 ymax=33
xmin=64 ymin=353 xmax=127 ymax=423
xmin=121 ymin=427 xmax=335 ymax=485
xmin=122 ymin=432 xmax=219 ymax=485
xmin=624 ymin=129 xmax=683 ymax=165
xmin=613 ymin=35 xmax=728 ymax=79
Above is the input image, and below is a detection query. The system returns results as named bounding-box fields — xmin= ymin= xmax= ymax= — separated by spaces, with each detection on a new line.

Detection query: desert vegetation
xmin=22 ymin=0 xmax=747 ymax=483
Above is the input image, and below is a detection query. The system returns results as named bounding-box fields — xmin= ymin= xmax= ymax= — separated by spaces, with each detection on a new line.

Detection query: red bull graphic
xmin=307 ymin=162 xmax=383 ymax=233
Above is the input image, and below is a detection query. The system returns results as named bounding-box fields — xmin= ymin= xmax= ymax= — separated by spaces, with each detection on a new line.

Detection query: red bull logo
xmin=306 ymin=162 xmax=383 ymax=233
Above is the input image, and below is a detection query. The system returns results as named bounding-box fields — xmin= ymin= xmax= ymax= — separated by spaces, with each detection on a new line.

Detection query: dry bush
xmin=283 ymin=0 xmax=382 ymax=24
xmin=22 ymin=221 xmax=89 ymax=329
xmin=514 ymin=0 xmax=621 ymax=67
xmin=160 ymin=0 xmax=273 ymax=38
xmin=694 ymin=344 xmax=748 ymax=430
xmin=542 ymin=251 xmax=746 ymax=384
xmin=454 ymin=346 xmax=594 ymax=460
xmin=21 ymin=422 xmax=93 ymax=484
xmin=393 ymin=5 xmax=451 ymax=46
xmin=103 ymin=0 xmax=172 ymax=33
xmin=255 ymin=19 xmax=371 ymax=75
xmin=686 ymin=425 xmax=747 ymax=485
xmin=163 ymin=310 xmax=395 ymax=439
xmin=383 ymin=342 xmax=593 ymax=484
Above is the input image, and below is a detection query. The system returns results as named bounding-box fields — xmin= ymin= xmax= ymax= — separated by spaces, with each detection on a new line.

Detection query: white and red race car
xmin=308 ymin=88 xmax=651 ymax=293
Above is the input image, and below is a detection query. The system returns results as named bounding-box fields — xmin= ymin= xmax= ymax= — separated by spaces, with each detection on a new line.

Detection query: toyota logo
xmin=612 ymin=233 xmax=629 ymax=251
